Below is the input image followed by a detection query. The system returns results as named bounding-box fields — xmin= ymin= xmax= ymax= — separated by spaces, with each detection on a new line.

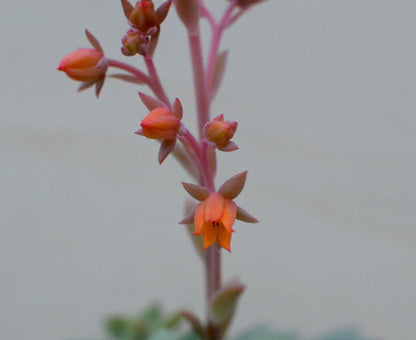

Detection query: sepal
xmin=158 ymin=138 xmax=176 ymax=164
xmin=85 ymin=29 xmax=103 ymax=52
xmin=236 ymin=206 xmax=258 ymax=223
xmin=139 ymin=92 xmax=167 ymax=110
xmin=218 ymin=171 xmax=247 ymax=200
xmin=181 ymin=182 xmax=211 ymax=201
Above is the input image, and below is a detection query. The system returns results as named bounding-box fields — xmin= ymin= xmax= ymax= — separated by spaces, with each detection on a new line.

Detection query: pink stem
xmin=144 ymin=57 xmax=171 ymax=109
xmin=107 ymin=59 xmax=150 ymax=84
xmin=205 ymin=0 xmax=238 ymax=97
xmin=188 ymin=29 xmax=210 ymax=138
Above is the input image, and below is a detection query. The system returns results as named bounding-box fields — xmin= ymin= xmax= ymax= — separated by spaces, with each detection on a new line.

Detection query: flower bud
xmin=121 ymin=29 xmax=148 ymax=56
xmin=204 ymin=114 xmax=238 ymax=151
xmin=175 ymin=0 xmax=200 ymax=33
xmin=139 ymin=107 xmax=181 ymax=139
xmin=57 ymin=49 xmax=107 ymax=82
xmin=129 ymin=0 xmax=159 ymax=34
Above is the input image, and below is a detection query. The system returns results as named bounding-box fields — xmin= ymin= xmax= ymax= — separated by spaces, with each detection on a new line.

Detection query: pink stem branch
xmin=205 ymin=0 xmax=238 ymax=97
xmin=144 ymin=57 xmax=171 ymax=109
xmin=107 ymin=59 xmax=150 ymax=84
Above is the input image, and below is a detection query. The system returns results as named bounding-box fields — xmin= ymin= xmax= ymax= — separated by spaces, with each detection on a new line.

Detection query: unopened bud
xmin=138 ymin=107 xmax=181 ymax=139
xmin=204 ymin=114 xmax=238 ymax=151
xmin=129 ymin=0 xmax=159 ymax=34
xmin=121 ymin=29 xmax=148 ymax=56
xmin=57 ymin=49 xmax=107 ymax=82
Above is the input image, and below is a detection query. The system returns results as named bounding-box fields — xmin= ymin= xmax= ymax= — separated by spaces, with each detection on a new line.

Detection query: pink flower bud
xmin=121 ymin=29 xmax=148 ymax=56
xmin=57 ymin=49 xmax=106 ymax=82
xmin=140 ymin=107 xmax=181 ymax=139
xmin=204 ymin=114 xmax=238 ymax=151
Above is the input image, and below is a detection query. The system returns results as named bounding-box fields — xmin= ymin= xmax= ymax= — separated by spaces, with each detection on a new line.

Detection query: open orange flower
xmin=194 ymin=192 xmax=236 ymax=251
xmin=181 ymin=171 xmax=258 ymax=252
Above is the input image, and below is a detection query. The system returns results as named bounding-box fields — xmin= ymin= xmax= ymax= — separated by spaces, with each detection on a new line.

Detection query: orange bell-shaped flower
xmin=194 ymin=192 xmax=237 ymax=252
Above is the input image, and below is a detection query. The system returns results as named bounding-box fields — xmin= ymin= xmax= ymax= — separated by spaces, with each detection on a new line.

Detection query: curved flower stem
xmin=144 ymin=57 xmax=171 ymax=109
xmin=107 ymin=59 xmax=150 ymax=84
xmin=205 ymin=0 xmax=238 ymax=98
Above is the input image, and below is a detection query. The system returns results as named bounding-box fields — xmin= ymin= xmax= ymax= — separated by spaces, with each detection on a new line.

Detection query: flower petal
xmin=202 ymin=224 xmax=218 ymax=250
xmin=204 ymin=192 xmax=225 ymax=222
xmin=217 ymin=226 xmax=232 ymax=252
xmin=193 ymin=202 xmax=205 ymax=234
xmin=221 ymin=199 xmax=237 ymax=232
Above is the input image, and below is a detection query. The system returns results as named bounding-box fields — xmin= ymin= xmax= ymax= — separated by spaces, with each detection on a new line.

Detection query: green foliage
xmin=235 ymin=326 xmax=299 ymax=340
xmin=105 ymin=304 xmax=182 ymax=340
xmin=93 ymin=304 xmax=374 ymax=340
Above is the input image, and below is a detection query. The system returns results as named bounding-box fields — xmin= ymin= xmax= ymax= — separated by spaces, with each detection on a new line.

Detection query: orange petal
xmin=221 ymin=199 xmax=236 ymax=232
xmin=217 ymin=226 xmax=232 ymax=252
xmin=193 ymin=202 xmax=205 ymax=234
xmin=204 ymin=192 xmax=225 ymax=222
xmin=202 ymin=224 xmax=218 ymax=250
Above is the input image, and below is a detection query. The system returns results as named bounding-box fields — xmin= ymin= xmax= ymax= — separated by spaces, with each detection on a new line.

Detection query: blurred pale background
xmin=1 ymin=1 xmax=415 ymax=339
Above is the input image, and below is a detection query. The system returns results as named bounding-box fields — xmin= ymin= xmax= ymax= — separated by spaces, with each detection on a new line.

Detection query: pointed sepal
xmin=155 ymin=0 xmax=172 ymax=24
xmin=182 ymin=182 xmax=211 ymax=201
xmin=236 ymin=206 xmax=258 ymax=223
xmin=218 ymin=141 xmax=239 ymax=152
xmin=95 ymin=77 xmax=105 ymax=98
xmin=85 ymin=29 xmax=103 ymax=52
xmin=158 ymin=138 xmax=176 ymax=164
xmin=139 ymin=92 xmax=167 ymax=110
xmin=218 ymin=171 xmax=247 ymax=200
xmin=120 ymin=0 xmax=134 ymax=20
xmin=172 ymin=98 xmax=183 ymax=119
xmin=77 ymin=80 xmax=96 ymax=92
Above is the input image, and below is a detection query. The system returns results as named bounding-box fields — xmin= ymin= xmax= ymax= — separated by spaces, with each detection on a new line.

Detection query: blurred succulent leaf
xmin=178 ymin=310 xmax=206 ymax=339
xmin=178 ymin=332 xmax=204 ymax=340
xmin=235 ymin=326 xmax=299 ymax=340
xmin=208 ymin=281 xmax=245 ymax=331
xmin=314 ymin=327 xmax=371 ymax=340
xmin=105 ymin=315 xmax=132 ymax=338
xmin=147 ymin=329 xmax=177 ymax=340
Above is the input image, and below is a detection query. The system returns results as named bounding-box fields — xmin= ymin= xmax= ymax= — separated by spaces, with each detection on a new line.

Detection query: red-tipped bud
xmin=204 ymin=114 xmax=238 ymax=151
xmin=121 ymin=29 xmax=148 ymax=56
xmin=57 ymin=49 xmax=107 ymax=82
xmin=129 ymin=0 xmax=159 ymax=34
xmin=139 ymin=107 xmax=181 ymax=139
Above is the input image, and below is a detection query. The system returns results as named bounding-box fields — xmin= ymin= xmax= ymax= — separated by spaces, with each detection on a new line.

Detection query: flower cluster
xmin=58 ymin=0 xmax=266 ymax=338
